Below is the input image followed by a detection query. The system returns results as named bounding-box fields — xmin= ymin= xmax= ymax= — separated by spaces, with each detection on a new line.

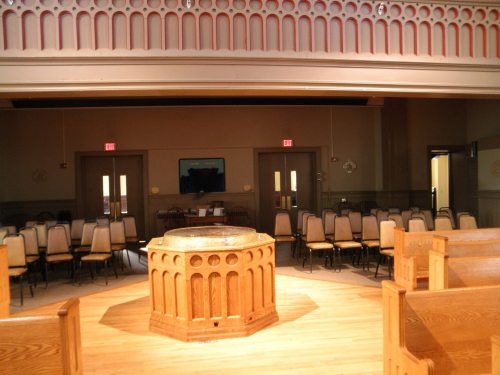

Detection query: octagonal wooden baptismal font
xmin=147 ymin=226 xmax=278 ymax=341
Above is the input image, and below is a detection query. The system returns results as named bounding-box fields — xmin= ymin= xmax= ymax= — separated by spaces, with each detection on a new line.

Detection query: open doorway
xmin=431 ymin=152 xmax=449 ymax=214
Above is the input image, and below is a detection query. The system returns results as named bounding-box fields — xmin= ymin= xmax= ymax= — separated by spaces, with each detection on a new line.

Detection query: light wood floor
xmin=18 ymin=274 xmax=384 ymax=375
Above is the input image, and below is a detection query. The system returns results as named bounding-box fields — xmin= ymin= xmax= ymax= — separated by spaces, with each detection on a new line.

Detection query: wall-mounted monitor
xmin=179 ymin=158 xmax=226 ymax=194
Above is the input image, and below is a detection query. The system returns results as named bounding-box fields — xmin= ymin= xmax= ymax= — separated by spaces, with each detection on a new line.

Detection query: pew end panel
xmin=383 ymin=280 xmax=500 ymax=375
xmin=382 ymin=280 xmax=434 ymax=375
xmin=0 ymin=298 xmax=82 ymax=375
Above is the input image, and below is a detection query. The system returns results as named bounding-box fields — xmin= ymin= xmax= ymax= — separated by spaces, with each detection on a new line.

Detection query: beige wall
xmin=407 ymin=99 xmax=467 ymax=190
xmin=2 ymin=98 xmax=497 ymax=233
xmin=0 ymin=105 xmax=382 ymax=203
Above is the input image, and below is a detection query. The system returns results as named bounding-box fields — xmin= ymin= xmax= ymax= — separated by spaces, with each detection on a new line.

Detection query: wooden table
xmin=184 ymin=214 xmax=228 ymax=226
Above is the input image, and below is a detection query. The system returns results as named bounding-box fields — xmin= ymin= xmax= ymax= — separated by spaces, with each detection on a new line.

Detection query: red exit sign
xmin=104 ymin=143 xmax=116 ymax=151
xmin=282 ymin=139 xmax=294 ymax=148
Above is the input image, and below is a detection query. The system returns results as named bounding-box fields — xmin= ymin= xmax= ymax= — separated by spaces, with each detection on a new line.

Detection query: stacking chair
xmin=323 ymin=211 xmax=336 ymax=242
xmin=110 ymin=220 xmax=131 ymax=270
xmin=302 ymin=216 xmax=334 ymax=273
xmin=439 ymin=207 xmax=456 ymax=228
xmin=294 ymin=209 xmax=310 ymax=241
xmin=408 ymin=218 xmax=427 ymax=232
xmin=0 ymin=229 xmax=8 ymax=245
xmin=96 ymin=216 xmax=110 ymax=226
xmin=81 ymin=225 xmax=117 ymax=285
xmin=70 ymin=219 xmax=85 ymax=246
xmin=401 ymin=210 xmax=412 ymax=231
xmin=375 ymin=220 xmax=396 ymax=278
xmin=34 ymin=222 xmax=48 ymax=253
xmin=19 ymin=226 xmax=40 ymax=286
xmin=434 ymin=216 xmax=453 ymax=231
xmin=25 ymin=220 xmax=37 ymax=228
xmin=73 ymin=222 xmax=97 ymax=263
xmin=459 ymin=214 xmax=478 ymax=229
xmin=273 ymin=211 xmax=296 ymax=255
xmin=321 ymin=208 xmax=334 ymax=225
xmin=388 ymin=213 xmax=404 ymax=229
xmin=45 ymin=220 xmax=57 ymax=229
xmin=348 ymin=211 xmax=362 ymax=240
xmin=45 ymin=225 xmax=75 ymax=288
xmin=122 ymin=216 xmax=140 ymax=262
xmin=298 ymin=213 xmax=315 ymax=259
xmin=410 ymin=212 xmax=429 ymax=231
xmin=388 ymin=207 xmax=401 ymax=214
xmin=370 ymin=208 xmax=379 ymax=216
xmin=422 ymin=210 xmax=434 ymax=230
xmin=376 ymin=210 xmax=388 ymax=224
xmin=4 ymin=234 xmax=33 ymax=305
xmin=58 ymin=222 xmax=71 ymax=249
xmin=0 ymin=226 xmax=16 ymax=234
xmin=332 ymin=216 xmax=362 ymax=272
xmin=361 ymin=215 xmax=380 ymax=271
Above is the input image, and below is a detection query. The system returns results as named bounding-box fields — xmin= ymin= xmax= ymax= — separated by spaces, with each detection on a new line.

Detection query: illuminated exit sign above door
xmin=104 ymin=143 xmax=116 ymax=151
xmin=282 ymin=139 xmax=294 ymax=148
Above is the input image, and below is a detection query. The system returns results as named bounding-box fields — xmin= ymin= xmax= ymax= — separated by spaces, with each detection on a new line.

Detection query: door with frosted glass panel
xmin=79 ymin=155 xmax=144 ymax=237
xmin=258 ymin=152 xmax=315 ymax=236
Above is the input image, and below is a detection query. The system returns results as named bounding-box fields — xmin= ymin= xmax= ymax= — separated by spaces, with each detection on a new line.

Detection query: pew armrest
xmin=0 ymin=298 xmax=82 ymax=375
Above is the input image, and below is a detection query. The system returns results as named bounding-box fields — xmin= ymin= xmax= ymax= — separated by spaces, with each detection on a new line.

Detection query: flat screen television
xmin=179 ymin=158 xmax=226 ymax=194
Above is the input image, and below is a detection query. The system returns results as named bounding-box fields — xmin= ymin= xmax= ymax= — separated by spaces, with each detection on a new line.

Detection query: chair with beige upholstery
xmin=302 ymin=216 xmax=334 ymax=273
xmin=4 ymin=234 xmax=33 ymax=305
xmin=294 ymin=209 xmax=310 ymax=240
xmin=408 ymin=218 xmax=428 ymax=232
xmin=375 ymin=220 xmax=396 ymax=278
xmin=73 ymin=222 xmax=97 ymax=261
xmin=321 ymin=208 xmax=334 ymax=225
xmin=273 ymin=211 xmax=296 ymax=255
xmin=361 ymin=215 xmax=380 ymax=271
xmin=333 ymin=216 xmax=362 ymax=272
xmin=323 ymin=211 xmax=336 ymax=243
xmin=459 ymin=214 xmax=478 ymax=229
xmin=422 ymin=209 xmax=434 ymax=230
xmin=45 ymin=220 xmax=57 ymax=229
xmin=45 ymin=225 xmax=75 ymax=288
xmin=0 ymin=226 xmax=16 ymax=235
xmin=34 ymin=222 xmax=48 ymax=253
xmin=401 ymin=209 xmax=412 ymax=231
xmin=19 ymin=226 xmax=40 ymax=286
xmin=376 ymin=210 xmax=388 ymax=224
xmin=80 ymin=225 xmax=117 ymax=285
xmin=0 ymin=229 xmax=8 ymax=246
xmin=434 ymin=216 xmax=453 ymax=231
xmin=348 ymin=211 xmax=362 ymax=240
xmin=439 ymin=207 xmax=456 ymax=229
xmin=70 ymin=219 xmax=85 ymax=246
xmin=96 ymin=216 xmax=110 ymax=227
xmin=387 ymin=213 xmax=404 ymax=229
xmin=123 ymin=215 xmax=141 ymax=262
xmin=388 ymin=207 xmax=401 ymax=214
xmin=110 ymin=220 xmax=131 ymax=270
xmin=298 ymin=212 xmax=315 ymax=259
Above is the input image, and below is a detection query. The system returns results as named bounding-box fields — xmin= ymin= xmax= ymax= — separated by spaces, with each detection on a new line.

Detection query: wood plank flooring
xmin=17 ymin=274 xmax=384 ymax=375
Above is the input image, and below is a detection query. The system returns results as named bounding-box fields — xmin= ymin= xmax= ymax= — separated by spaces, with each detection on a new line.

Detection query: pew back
xmin=383 ymin=280 xmax=500 ymax=375
xmin=394 ymin=228 xmax=500 ymax=290
xmin=0 ymin=298 xmax=82 ymax=375
xmin=429 ymin=237 xmax=500 ymax=290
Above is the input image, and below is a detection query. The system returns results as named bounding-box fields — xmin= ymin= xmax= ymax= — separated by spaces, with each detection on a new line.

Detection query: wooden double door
xmin=77 ymin=153 xmax=146 ymax=238
xmin=258 ymin=150 xmax=318 ymax=236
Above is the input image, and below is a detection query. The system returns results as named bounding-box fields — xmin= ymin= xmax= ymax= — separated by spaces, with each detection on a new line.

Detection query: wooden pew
xmin=0 ymin=298 xmax=83 ymax=375
xmin=394 ymin=227 xmax=500 ymax=291
xmin=429 ymin=237 xmax=500 ymax=290
xmin=0 ymin=245 xmax=9 ymax=318
xmin=383 ymin=280 xmax=500 ymax=375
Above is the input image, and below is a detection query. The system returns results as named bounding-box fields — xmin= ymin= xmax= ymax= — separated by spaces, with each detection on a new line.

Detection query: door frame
xmin=254 ymin=147 xmax=322 ymax=230
xmin=427 ymin=145 xmax=465 ymax=213
xmin=75 ymin=150 xmax=149 ymax=238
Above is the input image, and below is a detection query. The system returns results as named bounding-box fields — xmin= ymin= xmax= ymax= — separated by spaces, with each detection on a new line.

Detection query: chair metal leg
xmin=19 ymin=276 xmax=24 ymax=306
xmin=309 ymin=250 xmax=313 ymax=273
xmin=104 ymin=260 xmax=108 ymax=285
xmin=375 ymin=253 xmax=382 ymax=278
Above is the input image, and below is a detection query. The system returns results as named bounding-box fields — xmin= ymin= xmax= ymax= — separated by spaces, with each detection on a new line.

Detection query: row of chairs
xmin=1 ymin=216 xmax=140 ymax=305
xmin=275 ymin=211 xmax=396 ymax=276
